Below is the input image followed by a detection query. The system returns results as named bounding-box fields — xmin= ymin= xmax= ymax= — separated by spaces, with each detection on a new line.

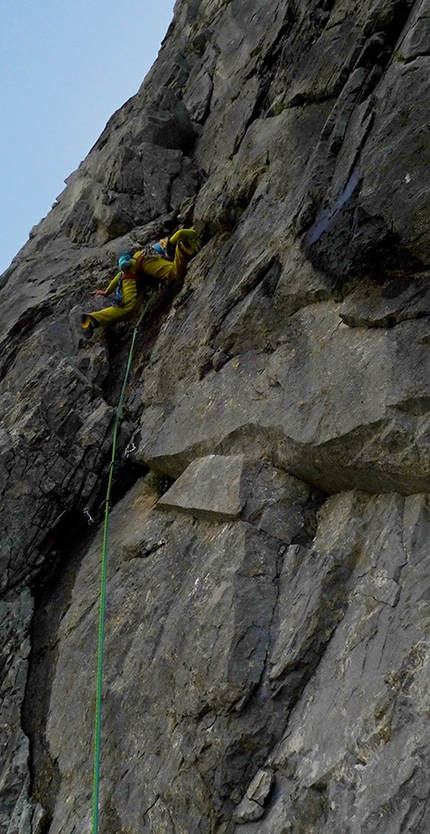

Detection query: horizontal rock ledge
xmin=137 ymin=305 xmax=430 ymax=496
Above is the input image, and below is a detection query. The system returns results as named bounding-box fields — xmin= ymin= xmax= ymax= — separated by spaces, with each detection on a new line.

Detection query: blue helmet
xmin=118 ymin=253 xmax=133 ymax=271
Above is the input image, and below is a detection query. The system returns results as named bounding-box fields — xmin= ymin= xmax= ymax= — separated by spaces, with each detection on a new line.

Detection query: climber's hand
xmin=90 ymin=289 xmax=108 ymax=297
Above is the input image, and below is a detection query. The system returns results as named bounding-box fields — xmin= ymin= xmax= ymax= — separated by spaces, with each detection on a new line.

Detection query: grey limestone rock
xmin=44 ymin=479 xmax=285 ymax=834
xmin=339 ymin=273 xmax=430 ymax=327
xmin=234 ymin=490 xmax=430 ymax=834
xmin=0 ymin=590 xmax=43 ymax=834
xmin=233 ymin=769 xmax=274 ymax=824
xmin=3 ymin=0 xmax=430 ymax=832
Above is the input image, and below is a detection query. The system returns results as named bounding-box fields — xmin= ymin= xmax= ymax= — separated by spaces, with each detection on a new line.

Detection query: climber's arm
xmin=90 ymin=272 xmax=121 ymax=297
xmin=90 ymin=289 xmax=109 ymax=297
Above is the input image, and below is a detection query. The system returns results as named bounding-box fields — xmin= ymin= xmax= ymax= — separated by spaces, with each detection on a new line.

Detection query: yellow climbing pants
xmin=86 ymin=243 xmax=190 ymax=327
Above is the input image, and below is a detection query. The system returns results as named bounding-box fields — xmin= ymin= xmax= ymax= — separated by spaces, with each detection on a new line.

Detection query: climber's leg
xmin=168 ymin=229 xmax=201 ymax=254
xmin=139 ymin=246 xmax=191 ymax=286
xmin=82 ymin=278 xmax=140 ymax=329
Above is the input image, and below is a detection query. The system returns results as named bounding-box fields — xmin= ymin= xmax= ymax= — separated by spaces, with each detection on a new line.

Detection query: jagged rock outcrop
xmin=2 ymin=0 xmax=430 ymax=832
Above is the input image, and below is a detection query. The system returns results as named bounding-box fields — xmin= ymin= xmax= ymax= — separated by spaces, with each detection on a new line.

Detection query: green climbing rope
xmin=91 ymin=307 xmax=146 ymax=834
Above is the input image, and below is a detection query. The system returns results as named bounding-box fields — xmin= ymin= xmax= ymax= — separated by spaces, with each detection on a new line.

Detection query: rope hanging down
xmin=92 ymin=306 xmax=146 ymax=834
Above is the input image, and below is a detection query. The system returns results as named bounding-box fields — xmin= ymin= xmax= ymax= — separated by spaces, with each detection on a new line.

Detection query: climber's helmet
xmin=118 ymin=253 xmax=133 ymax=271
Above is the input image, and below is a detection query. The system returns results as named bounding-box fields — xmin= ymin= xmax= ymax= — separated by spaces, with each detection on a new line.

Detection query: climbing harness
xmin=91 ymin=303 xmax=146 ymax=834
xmin=113 ymin=272 xmax=125 ymax=307
xmin=112 ymin=271 xmax=140 ymax=307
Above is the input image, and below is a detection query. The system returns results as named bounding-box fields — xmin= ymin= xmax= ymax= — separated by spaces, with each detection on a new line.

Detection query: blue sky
xmin=0 ymin=0 xmax=175 ymax=275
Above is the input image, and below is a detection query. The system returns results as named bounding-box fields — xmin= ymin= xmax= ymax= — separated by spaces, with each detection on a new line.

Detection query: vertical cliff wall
xmin=2 ymin=0 xmax=430 ymax=832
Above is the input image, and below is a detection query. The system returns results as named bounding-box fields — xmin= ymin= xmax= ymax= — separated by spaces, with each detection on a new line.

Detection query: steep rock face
xmin=2 ymin=0 xmax=430 ymax=832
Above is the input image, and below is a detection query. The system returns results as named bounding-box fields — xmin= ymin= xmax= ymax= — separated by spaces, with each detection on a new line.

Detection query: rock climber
xmin=81 ymin=228 xmax=201 ymax=339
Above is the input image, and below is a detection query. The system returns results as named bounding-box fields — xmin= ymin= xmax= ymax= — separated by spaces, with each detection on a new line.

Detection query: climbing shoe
xmin=81 ymin=314 xmax=96 ymax=340
xmin=169 ymin=228 xmax=201 ymax=256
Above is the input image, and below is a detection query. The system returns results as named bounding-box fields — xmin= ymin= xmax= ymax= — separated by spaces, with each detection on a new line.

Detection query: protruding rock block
xmin=157 ymin=455 xmax=312 ymax=538
xmin=158 ymin=454 xmax=246 ymax=521
xmin=233 ymin=768 xmax=274 ymax=823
